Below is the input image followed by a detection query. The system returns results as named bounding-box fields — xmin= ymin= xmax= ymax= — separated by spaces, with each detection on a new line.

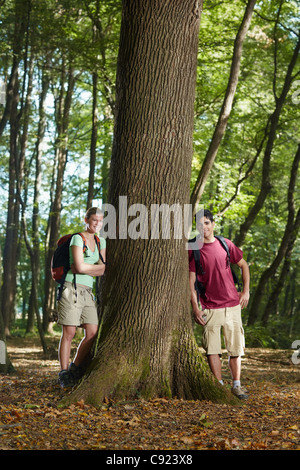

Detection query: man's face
xmin=196 ymin=216 xmax=215 ymax=241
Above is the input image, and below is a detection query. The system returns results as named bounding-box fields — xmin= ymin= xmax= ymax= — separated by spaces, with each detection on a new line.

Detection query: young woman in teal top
xmin=57 ymin=207 xmax=106 ymax=388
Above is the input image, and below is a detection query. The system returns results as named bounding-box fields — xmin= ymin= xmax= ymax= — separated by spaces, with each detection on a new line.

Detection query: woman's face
xmin=86 ymin=213 xmax=103 ymax=233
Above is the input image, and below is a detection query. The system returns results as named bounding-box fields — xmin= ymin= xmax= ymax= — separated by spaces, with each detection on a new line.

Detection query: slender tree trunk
xmin=261 ymin=209 xmax=300 ymax=326
xmin=247 ymin=144 xmax=300 ymax=325
xmin=0 ymin=0 xmax=29 ymax=137
xmin=0 ymin=0 xmax=31 ymax=336
xmin=1 ymin=73 xmax=20 ymax=336
xmin=190 ymin=0 xmax=256 ymax=214
xmin=24 ymin=62 xmax=50 ymax=335
xmin=18 ymin=51 xmax=35 ymax=333
xmin=42 ymin=65 xmax=75 ymax=332
xmin=288 ymin=269 xmax=297 ymax=338
xmin=87 ymin=71 xmax=98 ymax=209
xmin=65 ymin=0 xmax=234 ymax=407
xmin=0 ymin=241 xmax=15 ymax=373
xmin=0 ymin=309 xmax=15 ymax=374
xmin=235 ymin=33 xmax=300 ymax=247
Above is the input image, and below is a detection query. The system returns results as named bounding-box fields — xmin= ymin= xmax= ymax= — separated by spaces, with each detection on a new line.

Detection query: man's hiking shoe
xmin=231 ymin=385 xmax=249 ymax=400
xmin=68 ymin=362 xmax=84 ymax=383
xmin=58 ymin=370 xmax=75 ymax=389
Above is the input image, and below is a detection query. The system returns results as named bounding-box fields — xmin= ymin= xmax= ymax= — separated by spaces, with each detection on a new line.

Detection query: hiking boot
xmin=231 ymin=385 xmax=249 ymax=400
xmin=68 ymin=362 xmax=84 ymax=384
xmin=58 ymin=369 xmax=75 ymax=389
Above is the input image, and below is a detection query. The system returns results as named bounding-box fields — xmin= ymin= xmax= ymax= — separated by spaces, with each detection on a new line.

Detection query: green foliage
xmin=244 ymin=324 xmax=279 ymax=348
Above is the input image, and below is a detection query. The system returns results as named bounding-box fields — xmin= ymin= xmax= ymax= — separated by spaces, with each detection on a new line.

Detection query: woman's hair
xmin=85 ymin=207 xmax=104 ymax=220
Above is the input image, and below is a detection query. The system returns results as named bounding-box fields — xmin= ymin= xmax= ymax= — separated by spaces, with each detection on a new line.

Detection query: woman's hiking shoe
xmin=58 ymin=370 xmax=75 ymax=389
xmin=231 ymin=385 xmax=249 ymax=400
xmin=58 ymin=363 xmax=84 ymax=389
xmin=68 ymin=362 xmax=84 ymax=383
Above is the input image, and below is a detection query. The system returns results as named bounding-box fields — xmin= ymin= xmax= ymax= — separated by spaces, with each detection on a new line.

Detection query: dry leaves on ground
xmin=0 ymin=337 xmax=299 ymax=452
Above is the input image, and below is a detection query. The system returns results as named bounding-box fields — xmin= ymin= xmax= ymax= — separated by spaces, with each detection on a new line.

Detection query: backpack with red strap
xmin=51 ymin=232 xmax=104 ymax=300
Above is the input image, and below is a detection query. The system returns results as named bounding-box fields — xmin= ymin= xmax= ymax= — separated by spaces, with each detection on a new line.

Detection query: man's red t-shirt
xmin=188 ymin=237 xmax=243 ymax=310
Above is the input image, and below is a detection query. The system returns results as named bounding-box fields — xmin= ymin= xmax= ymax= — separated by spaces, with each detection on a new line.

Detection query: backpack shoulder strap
xmin=94 ymin=234 xmax=106 ymax=264
xmin=215 ymin=235 xmax=242 ymax=291
xmin=193 ymin=247 xmax=201 ymax=274
xmin=215 ymin=235 xmax=230 ymax=265
xmin=72 ymin=232 xmax=87 ymax=253
xmin=189 ymin=236 xmax=205 ymax=275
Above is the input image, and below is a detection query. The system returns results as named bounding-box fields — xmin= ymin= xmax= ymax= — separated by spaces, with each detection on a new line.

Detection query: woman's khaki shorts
xmin=57 ymin=282 xmax=98 ymax=326
xmin=202 ymin=305 xmax=245 ymax=357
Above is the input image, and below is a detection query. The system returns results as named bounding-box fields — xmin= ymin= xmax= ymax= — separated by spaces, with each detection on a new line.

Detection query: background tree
xmin=1 ymin=0 xmax=31 ymax=336
xmin=247 ymin=144 xmax=300 ymax=325
xmin=42 ymin=63 xmax=76 ymax=332
xmin=190 ymin=0 xmax=257 ymax=214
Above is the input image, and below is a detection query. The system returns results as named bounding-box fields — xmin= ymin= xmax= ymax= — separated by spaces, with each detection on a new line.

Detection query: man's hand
xmin=189 ymin=271 xmax=207 ymax=325
xmin=239 ymin=290 xmax=250 ymax=309
xmin=193 ymin=310 xmax=207 ymax=326
xmin=237 ymin=258 xmax=250 ymax=309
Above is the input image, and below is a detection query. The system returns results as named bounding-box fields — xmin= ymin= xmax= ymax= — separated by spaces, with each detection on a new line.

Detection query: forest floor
xmin=0 ymin=335 xmax=299 ymax=454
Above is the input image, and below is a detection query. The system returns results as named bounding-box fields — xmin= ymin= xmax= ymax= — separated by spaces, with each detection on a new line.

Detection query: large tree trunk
xmin=65 ymin=0 xmax=233 ymax=406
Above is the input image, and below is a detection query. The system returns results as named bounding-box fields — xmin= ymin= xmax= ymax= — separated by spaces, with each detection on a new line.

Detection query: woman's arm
xmin=71 ymin=245 xmax=106 ymax=276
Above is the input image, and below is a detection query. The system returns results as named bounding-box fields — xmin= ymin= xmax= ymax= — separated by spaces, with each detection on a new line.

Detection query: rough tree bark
xmin=65 ymin=0 xmax=235 ymax=406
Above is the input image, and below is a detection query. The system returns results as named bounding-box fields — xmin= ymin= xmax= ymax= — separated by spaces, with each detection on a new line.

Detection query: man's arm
xmin=189 ymin=271 xmax=206 ymax=325
xmin=236 ymin=258 xmax=250 ymax=309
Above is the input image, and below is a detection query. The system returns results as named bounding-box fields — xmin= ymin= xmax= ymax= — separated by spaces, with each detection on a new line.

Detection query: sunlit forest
xmin=0 ymin=0 xmax=299 ymax=358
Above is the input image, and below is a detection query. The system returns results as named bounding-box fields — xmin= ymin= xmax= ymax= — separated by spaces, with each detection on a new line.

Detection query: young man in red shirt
xmin=189 ymin=209 xmax=250 ymax=399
